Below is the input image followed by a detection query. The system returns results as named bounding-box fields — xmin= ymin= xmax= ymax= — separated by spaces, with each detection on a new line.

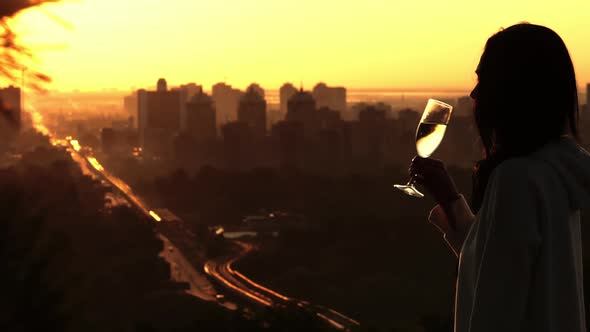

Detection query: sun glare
xmin=9 ymin=0 xmax=590 ymax=91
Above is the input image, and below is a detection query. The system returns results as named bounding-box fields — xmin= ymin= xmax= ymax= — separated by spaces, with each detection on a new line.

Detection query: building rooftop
xmin=288 ymin=89 xmax=315 ymax=104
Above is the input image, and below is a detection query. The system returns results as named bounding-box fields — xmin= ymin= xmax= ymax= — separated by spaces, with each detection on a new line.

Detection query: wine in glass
xmin=394 ymin=99 xmax=453 ymax=197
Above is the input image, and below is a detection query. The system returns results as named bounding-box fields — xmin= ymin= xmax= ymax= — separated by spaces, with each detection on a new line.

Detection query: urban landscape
xmin=2 ymin=79 xmax=590 ymax=331
xmin=2 ymin=0 xmax=590 ymax=332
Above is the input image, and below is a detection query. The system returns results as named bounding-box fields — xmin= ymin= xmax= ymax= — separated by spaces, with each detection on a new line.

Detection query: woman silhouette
xmin=411 ymin=23 xmax=590 ymax=332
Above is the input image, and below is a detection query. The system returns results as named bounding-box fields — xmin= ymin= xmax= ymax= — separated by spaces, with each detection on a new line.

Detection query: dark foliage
xmin=0 ymin=132 xmax=350 ymax=331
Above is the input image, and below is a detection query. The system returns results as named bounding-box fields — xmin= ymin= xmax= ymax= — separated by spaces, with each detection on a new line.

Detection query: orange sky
xmin=8 ymin=0 xmax=590 ymax=92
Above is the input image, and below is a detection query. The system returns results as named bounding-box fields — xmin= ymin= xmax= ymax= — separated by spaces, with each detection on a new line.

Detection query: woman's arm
xmin=428 ymin=195 xmax=476 ymax=257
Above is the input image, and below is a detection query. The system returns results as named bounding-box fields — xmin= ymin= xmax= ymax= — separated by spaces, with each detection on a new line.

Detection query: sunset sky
xmin=9 ymin=0 xmax=590 ymax=92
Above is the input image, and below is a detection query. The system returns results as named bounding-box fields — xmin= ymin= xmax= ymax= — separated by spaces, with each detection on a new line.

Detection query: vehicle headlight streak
xmin=70 ymin=139 xmax=81 ymax=152
xmin=149 ymin=211 xmax=162 ymax=222
xmin=86 ymin=157 xmax=104 ymax=171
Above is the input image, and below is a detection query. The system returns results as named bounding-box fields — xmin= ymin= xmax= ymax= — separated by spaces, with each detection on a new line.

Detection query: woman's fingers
xmin=412 ymin=173 xmax=426 ymax=185
xmin=412 ymin=156 xmax=444 ymax=166
xmin=410 ymin=157 xmax=444 ymax=173
xmin=410 ymin=157 xmax=446 ymax=186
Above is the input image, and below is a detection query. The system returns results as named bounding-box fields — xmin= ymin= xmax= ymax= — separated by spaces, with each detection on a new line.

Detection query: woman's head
xmin=471 ymin=23 xmax=579 ymax=159
xmin=471 ymin=23 xmax=579 ymax=211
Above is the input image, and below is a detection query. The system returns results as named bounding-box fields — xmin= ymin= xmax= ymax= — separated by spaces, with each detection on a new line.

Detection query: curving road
xmin=51 ymin=129 xmax=360 ymax=330
xmin=30 ymin=110 xmax=224 ymax=305
xmin=205 ymin=243 xmax=361 ymax=331
xmin=55 ymin=136 xmax=223 ymax=304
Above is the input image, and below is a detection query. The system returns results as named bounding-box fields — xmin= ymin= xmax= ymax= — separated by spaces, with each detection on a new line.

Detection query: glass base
xmin=394 ymin=184 xmax=425 ymax=198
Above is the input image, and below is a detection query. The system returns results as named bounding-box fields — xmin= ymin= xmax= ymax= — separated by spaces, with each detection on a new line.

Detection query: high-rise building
xmin=397 ymin=108 xmax=421 ymax=135
xmin=137 ymin=79 xmax=184 ymax=156
xmin=286 ymin=89 xmax=317 ymax=136
xmin=238 ymin=85 xmax=267 ymax=137
xmin=172 ymin=132 xmax=196 ymax=165
xmin=124 ymin=92 xmax=138 ymax=127
xmin=271 ymin=121 xmax=305 ymax=169
xmin=212 ymin=83 xmax=243 ymax=126
xmin=247 ymin=83 xmax=265 ymax=99
xmin=316 ymin=107 xmax=341 ymax=130
xmin=312 ymin=83 xmax=346 ymax=114
xmin=180 ymin=83 xmax=203 ymax=102
xmin=586 ymin=83 xmax=590 ymax=111
xmin=280 ymin=83 xmax=297 ymax=115
xmin=157 ymin=78 xmax=168 ymax=92
xmin=352 ymin=105 xmax=388 ymax=170
xmin=185 ymin=87 xmax=216 ymax=142
xmin=222 ymin=121 xmax=254 ymax=170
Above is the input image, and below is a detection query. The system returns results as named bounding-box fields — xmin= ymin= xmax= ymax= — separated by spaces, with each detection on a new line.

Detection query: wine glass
xmin=394 ymin=99 xmax=453 ymax=197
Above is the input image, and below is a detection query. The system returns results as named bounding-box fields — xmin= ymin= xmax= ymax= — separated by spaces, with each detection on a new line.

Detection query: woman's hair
xmin=471 ymin=23 xmax=579 ymax=211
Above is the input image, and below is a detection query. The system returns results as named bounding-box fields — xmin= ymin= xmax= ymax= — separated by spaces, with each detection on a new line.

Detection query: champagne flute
xmin=394 ymin=99 xmax=453 ymax=197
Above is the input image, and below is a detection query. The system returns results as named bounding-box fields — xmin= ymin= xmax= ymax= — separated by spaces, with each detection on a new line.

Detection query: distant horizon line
xmin=41 ymin=87 xmax=475 ymax=94
xmin=26 ymin=85 xmax=590 ymax=96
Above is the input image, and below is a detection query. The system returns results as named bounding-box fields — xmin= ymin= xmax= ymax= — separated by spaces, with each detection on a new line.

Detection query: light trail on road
xmin=29 ymin=106 xmax=359 ymax=329
xmin=27 ymin=107 xmax=221 ymax=307
xmin=210 ymin=242 xmax=360 ymax=331
xmin=149 ymin=210 xmax=162 ymax=222
xmin=204 ymin=261 xmax=273 ymax=307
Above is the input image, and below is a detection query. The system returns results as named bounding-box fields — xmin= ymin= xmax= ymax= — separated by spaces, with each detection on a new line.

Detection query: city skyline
xmin=3 ymin=2 xmax=590 ymax=331
xmin=7 ymin=0 xmax=590 ymax=92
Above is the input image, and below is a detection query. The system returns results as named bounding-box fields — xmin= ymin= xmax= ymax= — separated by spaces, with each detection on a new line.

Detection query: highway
xmin=34 ymin=116 xmax=221 ymax=303
xmin=30 ymin=109 xmax=239 ymax=306
xmin=32 ymin=103 xmax=360 ymax=330
xmin=205 ymin=242 xmax=360 ymax=331
xmin=73 ymin=143 xmax=222 ymax=303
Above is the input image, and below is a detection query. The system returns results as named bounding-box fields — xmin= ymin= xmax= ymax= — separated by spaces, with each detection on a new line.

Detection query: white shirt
xmin=430 ymin=138 xmax=588 ymax=332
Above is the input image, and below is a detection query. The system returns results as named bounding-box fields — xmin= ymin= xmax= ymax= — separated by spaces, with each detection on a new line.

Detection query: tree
xmin=0 ymin=0 xmax=59 ymax=89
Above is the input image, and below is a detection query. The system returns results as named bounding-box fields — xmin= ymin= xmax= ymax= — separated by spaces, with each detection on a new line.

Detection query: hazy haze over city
xmin=2 ymin=1 xmax=590 ymax=331
xmin=7 ymin=0 xmax=590 ymax=92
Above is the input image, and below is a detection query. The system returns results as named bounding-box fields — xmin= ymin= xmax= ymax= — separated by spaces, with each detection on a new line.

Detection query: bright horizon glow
xmin=7 ymin=0 xmax=590 ymax=92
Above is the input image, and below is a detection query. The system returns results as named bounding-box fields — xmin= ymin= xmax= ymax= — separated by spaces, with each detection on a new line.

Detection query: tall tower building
xmin=286 ymin=89 xmax=317 ymax=136
xmin=312 ymin=83 xmax=347 ymax=114
xmin=124 ymin=92 xmax=138 ymax=127
xmin=180 ymin=83 xmax=203 ymax=102
xmin=157 ymin=78 xmax=168 ymax=92
xmin=280 ymin=83 xmax=297 ymax=115
xmin=586 ymin=83 xmax=590 ymax=111
xmin=222 ymin=121 xmax=254 ymax=171
xmin=185 ymin=87 xmax=216 ymax=142
xmin=212 ymin=83 xmax=243 ymax=126
xmin=137 ymin=79 xmax=184 ymax=156
xmin=247 ymin=83 xmax=265 ymax=99
xmin=271 ymin=121 xmax=305 ymax=169
xmin=238 ymin=84 xmax=267 ymax=137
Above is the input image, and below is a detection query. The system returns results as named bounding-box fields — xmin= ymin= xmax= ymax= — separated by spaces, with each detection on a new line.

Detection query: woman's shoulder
xmin=490 ymin=157 xmax=557 ymax=189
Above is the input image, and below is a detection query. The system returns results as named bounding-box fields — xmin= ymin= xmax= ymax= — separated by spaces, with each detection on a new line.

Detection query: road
xmin=29 ymin=109 xmax=229 ymax=305
xmin=45 ymin=133 xmax=223 ymax=304
xmin=34 ymin=106 xmax=360 ymax=329
xmin=75 ymin=138 xmax=361 ymax=330
xmin=205 ymin=242 xmax=360 ymax=331
xmin=79 ymin=147 xmax=223 ymax=303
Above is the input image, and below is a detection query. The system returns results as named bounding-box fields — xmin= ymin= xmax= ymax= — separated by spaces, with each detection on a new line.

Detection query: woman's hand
xmin=409 ymin=156 xmax=460 ymax=206
xmin=410 ymin=156 xmax=462 ymax=232
xmin=410 ymin=156 xmax=474 ymax=255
